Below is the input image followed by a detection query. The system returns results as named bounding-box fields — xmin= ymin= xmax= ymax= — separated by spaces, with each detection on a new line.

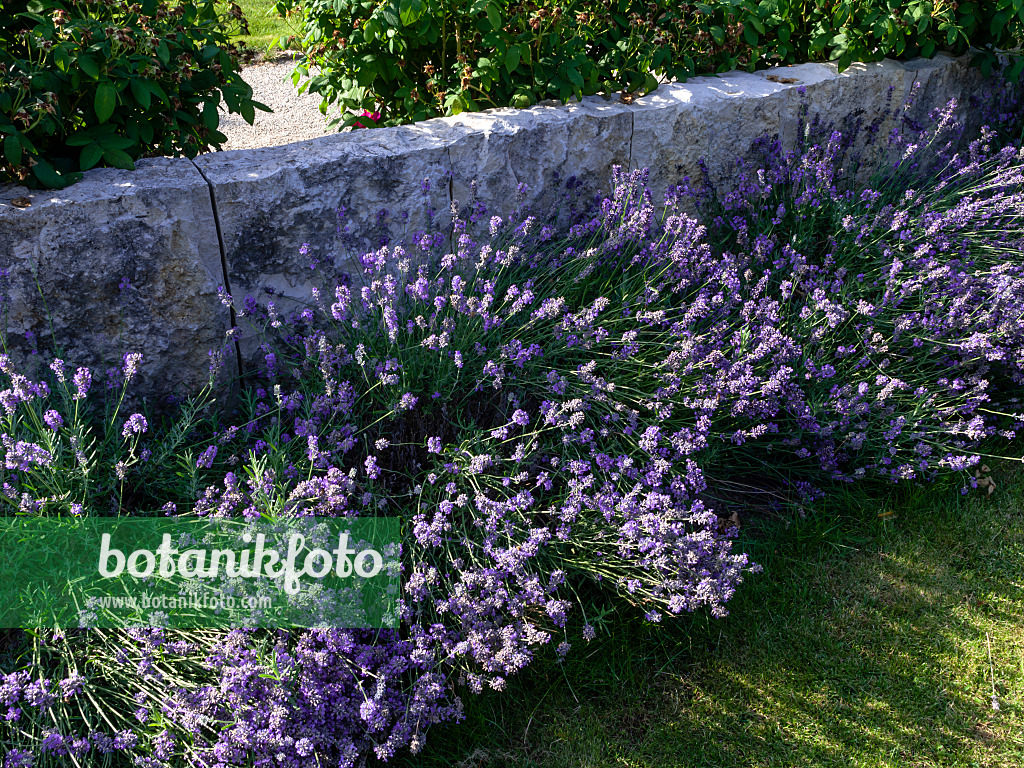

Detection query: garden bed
xmin=1 ymin=64 xmax=1023 ymax=765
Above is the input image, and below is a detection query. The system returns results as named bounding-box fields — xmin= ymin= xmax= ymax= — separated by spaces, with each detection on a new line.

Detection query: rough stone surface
xmin=194 ymin=128 xmax=454 ymax=309
xmin=445 ymin=97 xmax=634 ymax=236
xmin=0 ymin=158 xmax=232 ymax=398
xmin=0 ymin=53 xmax=988 ymax=397
xmin=628 ymin=78 xmax=721 ymax=209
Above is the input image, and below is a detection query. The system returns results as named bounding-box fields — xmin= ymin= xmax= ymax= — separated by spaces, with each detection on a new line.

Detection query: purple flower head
xmin=426 ymin=436 xmax=442 ymax=454
xmin=43 ymin=410 xmax=63 ymax=431
xmin=49 ymin=359 xmax=66 ymax=384
xmin=4 ymin=748 xmax=34 ymax=768
xmin=395 ymin=392 xmax=418 ymax=412
xmin=364 ymin=454 xmax=381 ymax=479
xmin=123 ymin=352 xmax=143 ymax=382
xmin=72 ymin=367 xmax=91 ymax=401
xmin=196 ymin=445 xmax=218 ymax=469
xmin=4 ymin=437 xmax=54 ymax=471
xmin=122 ymin=413 xmax=148 ymax=438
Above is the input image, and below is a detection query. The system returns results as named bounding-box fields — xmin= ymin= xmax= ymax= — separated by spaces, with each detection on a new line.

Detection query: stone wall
xmin=0 ymin=53 xmax=989 ymax=397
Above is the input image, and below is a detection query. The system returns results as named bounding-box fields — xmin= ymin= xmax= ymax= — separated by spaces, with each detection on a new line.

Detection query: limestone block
xmin=444 ymin=96 xmax=634 ymax=237
xmin=681 ymin=71 xmax=792 ymax=192
xmin=902 ymin=53 xmax=989 ymax=134
xmin=627 ymin=80 xmax=720 ymax=210
xmin=783 ymin=59 xmax=910 ymax=148
xmin=193 ymin=128 xmax=454 ymax=307
xmin=0 ymin=158 xmax=231 ymax=399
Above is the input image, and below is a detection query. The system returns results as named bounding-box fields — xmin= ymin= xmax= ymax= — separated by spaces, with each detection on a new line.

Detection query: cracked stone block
xmin=694 ymin=71 xmax=790 ymax=192
xmin=784 ymin=59 xmax=910 ymax=144
xmin=902 ymin=53 xmax=989 ymax=135
xmin=0 ymin=157 xmax=232 ymax=400
xmin=194 ymin=127 xmax=455 ymax=365
xmin=194 ymin=128 xmax=455 ymax=309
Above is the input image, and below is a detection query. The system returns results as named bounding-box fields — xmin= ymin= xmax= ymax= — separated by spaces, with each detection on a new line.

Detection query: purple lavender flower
xmin=196 ymin=445 xmax=218 ymax=469
xmin=122 ymin=413 xmax=148 ymax=438
xmin=71 ymin=367 xmax=91 ymax=401
xmin=43 ymin=410 xmax=63 ymax=431
xmin=364 ymin=455 xmax=381 ymax=479
xmin=395 ymin=393 xmax=418 ymax=412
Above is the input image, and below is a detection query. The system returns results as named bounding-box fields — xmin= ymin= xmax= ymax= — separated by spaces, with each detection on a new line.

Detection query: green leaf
xmin=505 ymin=45 xmax=521 ymax=73
xmin=156 ymin=41 xmax=170 ymax=66
xmin=94 ymin=82 xmax=117 ymax=124
xmin=519 ymin=42 xmax=531 ymax=67
xmin=399 ymin=0 xmax=424 ymax=26
xmin=78 ymin=55 xmax=100 ymax=80
xmin=564 ymin=65 xmax=583 ymax=87
xmin=240 ymin=101 xmax=256 ymax=125
xmin=54 ymin=47 xmax=73 ymax=73
xmin=469 ymin=0 xmax=489 ymax=12
xmin=100 ymin=136 xmax=135 ymax=150
xmin=80 ymin=143 xmax=104 ymax=171
xmin=31 ymin=158 xmax=68 ymax=189
xmin=486 ymin=3 xmax=501 ymax=31
xmin=203 ymin=100 xmax=219 ymax=132
xmin=379 ymin=1 xmax=400 ymax=27
xmin=66 ymin=128 xmax=103 ymax=147
xmin=364 ymin=17 xmax=381 ymax=39
xmin=3 ymin=135 xmax=21 ymax=167
xmin=102 ymin=148 xmax=135 ymax=171
xmin=710 ymin=26 xmax=725 ymax=46
xmin=130 ymin=79 xmax=152 ymax=110
xmin=149 ymin=81 xmax=170 ymax=107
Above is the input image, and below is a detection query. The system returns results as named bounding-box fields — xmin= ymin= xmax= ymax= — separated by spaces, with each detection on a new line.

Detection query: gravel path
xmin=218 ymin=54 xmax=334 ymax=150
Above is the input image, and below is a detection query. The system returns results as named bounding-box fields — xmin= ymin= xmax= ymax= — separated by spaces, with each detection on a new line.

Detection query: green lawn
xmin=227 ymin=0 xmax=304 ymax=55
xmin=403 ymin=467 xmax=1024 ymax=768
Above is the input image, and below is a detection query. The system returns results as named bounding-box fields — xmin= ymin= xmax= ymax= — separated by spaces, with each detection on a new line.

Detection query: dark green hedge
xmin=0 ymin=0 xmax=268 ymax=189
xmin=275 ymin=0 xmax=1024 ymax=128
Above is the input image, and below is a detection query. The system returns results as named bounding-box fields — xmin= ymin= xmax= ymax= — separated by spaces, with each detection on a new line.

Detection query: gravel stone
xmin=219 ymin=54 xmax=335 ymax=150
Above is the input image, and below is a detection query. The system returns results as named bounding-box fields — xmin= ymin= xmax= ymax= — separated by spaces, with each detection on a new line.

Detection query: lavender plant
xmin=2 ymin=80 xmax=1024 ymax=767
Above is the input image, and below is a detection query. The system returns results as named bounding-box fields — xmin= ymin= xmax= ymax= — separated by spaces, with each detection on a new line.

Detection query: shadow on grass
xmin=403 ymin=470 xmax=1024 ymax=768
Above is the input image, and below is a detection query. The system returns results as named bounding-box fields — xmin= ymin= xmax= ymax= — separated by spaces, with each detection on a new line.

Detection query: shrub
xmin=3 ymin=86 xmax=1024 ymax=765
xmin=0 ymin=0 xmax=269 ymax=190
xmin=273 ymin=0 xmax=1024 ymax=129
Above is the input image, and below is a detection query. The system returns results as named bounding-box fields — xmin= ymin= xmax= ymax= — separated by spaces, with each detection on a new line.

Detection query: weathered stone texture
xmin=445 ymin=97 xmax=634 ymax=235
xmin=0 ymin=158 xmax=231 ymax=398
xmin=193 ymin=129 xmax=454 ymax=305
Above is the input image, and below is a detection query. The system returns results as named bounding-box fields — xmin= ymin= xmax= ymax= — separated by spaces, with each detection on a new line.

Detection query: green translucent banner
xmin=0 ymin=516 xmax=400 ymax=629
